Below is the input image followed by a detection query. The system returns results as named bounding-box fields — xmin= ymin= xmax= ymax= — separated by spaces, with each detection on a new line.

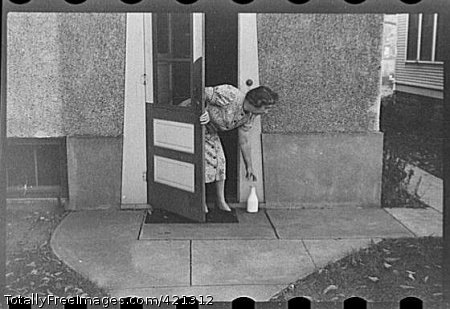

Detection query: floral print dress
xmin=204 ymin=84 xmax=255 ymax=183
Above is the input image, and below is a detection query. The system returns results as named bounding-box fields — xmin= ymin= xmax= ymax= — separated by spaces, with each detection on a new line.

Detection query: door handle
xmin=246 ymin=79 xmax=253 ymax=87
xmin=143 ymin=171 xmax=147 ymax=182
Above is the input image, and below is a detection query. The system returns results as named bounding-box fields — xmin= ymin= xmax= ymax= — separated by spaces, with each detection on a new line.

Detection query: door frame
xmin=120 ymin=13 xmax=264 ymax=209
xmin=121 ymin=13 xmax=149 ymax=209
xmin=237 ymin=13 xmax=265 ymax=203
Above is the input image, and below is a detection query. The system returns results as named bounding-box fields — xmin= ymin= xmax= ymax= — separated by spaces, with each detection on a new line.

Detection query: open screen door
xmin=146 ymin=13 xmax=206 ymax=222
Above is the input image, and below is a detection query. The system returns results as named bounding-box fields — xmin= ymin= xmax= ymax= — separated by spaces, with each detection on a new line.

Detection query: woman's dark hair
xmin=245 ymin=86 xmax=279 ymax=108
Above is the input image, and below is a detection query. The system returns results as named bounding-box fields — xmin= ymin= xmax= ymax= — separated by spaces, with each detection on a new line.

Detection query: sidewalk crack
xmin=382 ymin=208 xmax=418 ymax=237
xmin=301 ymin=239 xmax=318 ymax=269
xmin=190 ymin=240 xmax=193 ymax=286
xmin=136 ymin=210 xmax=147 ymax=240
xmin=264 ymin=210 xmax=280 ymax=239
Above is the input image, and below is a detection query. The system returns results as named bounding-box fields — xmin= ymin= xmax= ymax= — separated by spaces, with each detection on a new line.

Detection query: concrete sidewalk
xmin=50 ymin=205 xmax=440 ymax=301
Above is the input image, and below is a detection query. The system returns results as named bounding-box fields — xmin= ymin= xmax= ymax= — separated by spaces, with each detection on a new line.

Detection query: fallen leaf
xmin=26 ymin=261 xmax=36 ymax=268
xmin=54 ymin=272 xmax=62 ymax=276
xmin=385 ymin=257 xmax=401 ymax=262
xmin=367 ymin=276 xmax=379 ymax=282
xmin=433 ymin=293 xmax=443 ymax=297
xmin=74 ymin=288 xmax=84 ymax=294
xmin=6 ymin=272 xmax=14 ymax=278
xmin=424 ymin=276 xmax=430 ymax=283
xmin=64 ymin=286 xmax=73 ymax=293
xmin=30 ymin=269 xmax=38 ymax=275
xmin=323 ymin=284 xmax=338 ymax=294
xmin=384 ymin=262 xmax=392 ymax=268
xmin=399 ymin=285 xmax=415 ymax=289
xmin=330 ymin=297 xmax=339 ymax=301
xmin=406 ymin=271 xmax=416 ymax=281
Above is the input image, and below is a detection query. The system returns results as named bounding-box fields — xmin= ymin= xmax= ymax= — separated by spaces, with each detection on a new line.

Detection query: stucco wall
xmin=257 ymin=14 xmax=384 ymax=134
xmin=59 ymin=13 xmax=126 ymax=137
xmin=7 ymin=13 xmax=63 ymax=137
xmin=7 ymin=13 xmax=126 ymax=137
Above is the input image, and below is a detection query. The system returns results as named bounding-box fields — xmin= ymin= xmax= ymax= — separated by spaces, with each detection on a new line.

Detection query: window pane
xmin=172 ymin=62 xmax=191 ymax=106
xmin=36 ymin=145 xmax=61 ymax=186
xmin=435 ymin=14 xmax=444 ymax=62
xmin=407 ymin=14 xmax=419 ymax=60
xmin=171 ymin=14 xmax=191 ymax=59
xmin=420 ymin=14 xmax=434 ymax=61
xmin=156 ymin=13 xmax=191 ymax=58
xmin=156 ymin=62 xmax=191 ymax=106
xmin=156 ymin=13 xmax=170 ymax=54
xmin=157 ymin=62 xmax=172 ymax=105
xmin=6 ymin=145 xmax=36 ymax=187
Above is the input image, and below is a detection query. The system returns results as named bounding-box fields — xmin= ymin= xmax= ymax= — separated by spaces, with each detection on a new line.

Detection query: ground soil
xmin=271 ymin=237 xmax=444 ymax=308
xmin=6 ymin=207 xmax=109 ymax=299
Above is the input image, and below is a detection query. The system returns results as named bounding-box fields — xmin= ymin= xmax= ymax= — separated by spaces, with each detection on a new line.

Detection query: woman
xmin=199 ymin=84 xmax=279 ymax=213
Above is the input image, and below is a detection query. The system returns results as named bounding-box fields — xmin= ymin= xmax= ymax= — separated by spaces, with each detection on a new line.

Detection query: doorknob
xmin=246 ymin=79 xmax=253 ymax=86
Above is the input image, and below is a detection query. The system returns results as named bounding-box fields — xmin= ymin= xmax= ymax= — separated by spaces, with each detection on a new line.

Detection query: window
xmin=406 ymin=13 xmax=443 ymax=62
xmin=6 ymin=138 xmax=68 ymax=198
xmin=153 ymin=13 xmax=192 ymax=107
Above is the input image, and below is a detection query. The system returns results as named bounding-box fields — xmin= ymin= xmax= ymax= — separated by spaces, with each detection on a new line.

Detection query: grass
xmin=6 ymin=207 xmax=109 ymax=299
xmin=380 ymin=92 xmax=443 ymax=180
xmin=271 ymin=237 xmax=444 ymax=307
xmin=380 ymin=90 xmax=443 ymax=210
xmin=384 ymin=133 xmax=443 ymax=180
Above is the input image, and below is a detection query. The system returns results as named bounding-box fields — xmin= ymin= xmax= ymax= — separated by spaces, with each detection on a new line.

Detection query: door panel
xmin=153 ymin=119 xmax=195 ymax=154
xmin=154 ymin=156 xmax=195 ymax=192
xmin=147 ymin=13 xmax=205 ymax=222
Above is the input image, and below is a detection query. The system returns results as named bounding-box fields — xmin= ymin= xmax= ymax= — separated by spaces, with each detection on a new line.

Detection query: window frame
xmin=405 ymin=13 xmax=443 ymax=65
xmin=6 ymin=137 xmax=68 ymax=199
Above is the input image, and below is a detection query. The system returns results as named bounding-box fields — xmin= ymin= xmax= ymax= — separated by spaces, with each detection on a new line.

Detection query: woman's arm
xmin=238 ymin=128 xmax=256 ymax=181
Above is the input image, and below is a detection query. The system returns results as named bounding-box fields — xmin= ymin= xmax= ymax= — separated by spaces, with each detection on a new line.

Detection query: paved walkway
xmin=50 ymin=205 xmax=442 ymax=301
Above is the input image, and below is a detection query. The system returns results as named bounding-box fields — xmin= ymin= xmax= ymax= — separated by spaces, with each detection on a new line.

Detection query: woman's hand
xmin=246 ymin=166 xmax=257 ymax=182
xmin=199 ymin=111 xmax=210 ymax=125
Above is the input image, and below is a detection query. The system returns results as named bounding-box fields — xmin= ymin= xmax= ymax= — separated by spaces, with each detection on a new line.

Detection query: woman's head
xmin=245 ymin=86 xmax=279 ymax=108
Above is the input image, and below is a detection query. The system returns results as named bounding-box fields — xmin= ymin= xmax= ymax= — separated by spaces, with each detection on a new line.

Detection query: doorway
xmin=205 ymin=12 xmax=239 ymax=204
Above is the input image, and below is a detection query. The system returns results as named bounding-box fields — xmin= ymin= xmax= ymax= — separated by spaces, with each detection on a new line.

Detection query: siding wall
xmin=395 ymin=14 xmax=444 ymax=96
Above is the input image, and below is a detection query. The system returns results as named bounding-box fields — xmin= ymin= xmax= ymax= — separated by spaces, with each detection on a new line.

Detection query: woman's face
xmin=252 ymin=104 xmax=274 ymax=115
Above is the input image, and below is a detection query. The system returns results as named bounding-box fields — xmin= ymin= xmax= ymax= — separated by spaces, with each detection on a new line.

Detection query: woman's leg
xmin=215 ymin=180 xmax=231 ymax=211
